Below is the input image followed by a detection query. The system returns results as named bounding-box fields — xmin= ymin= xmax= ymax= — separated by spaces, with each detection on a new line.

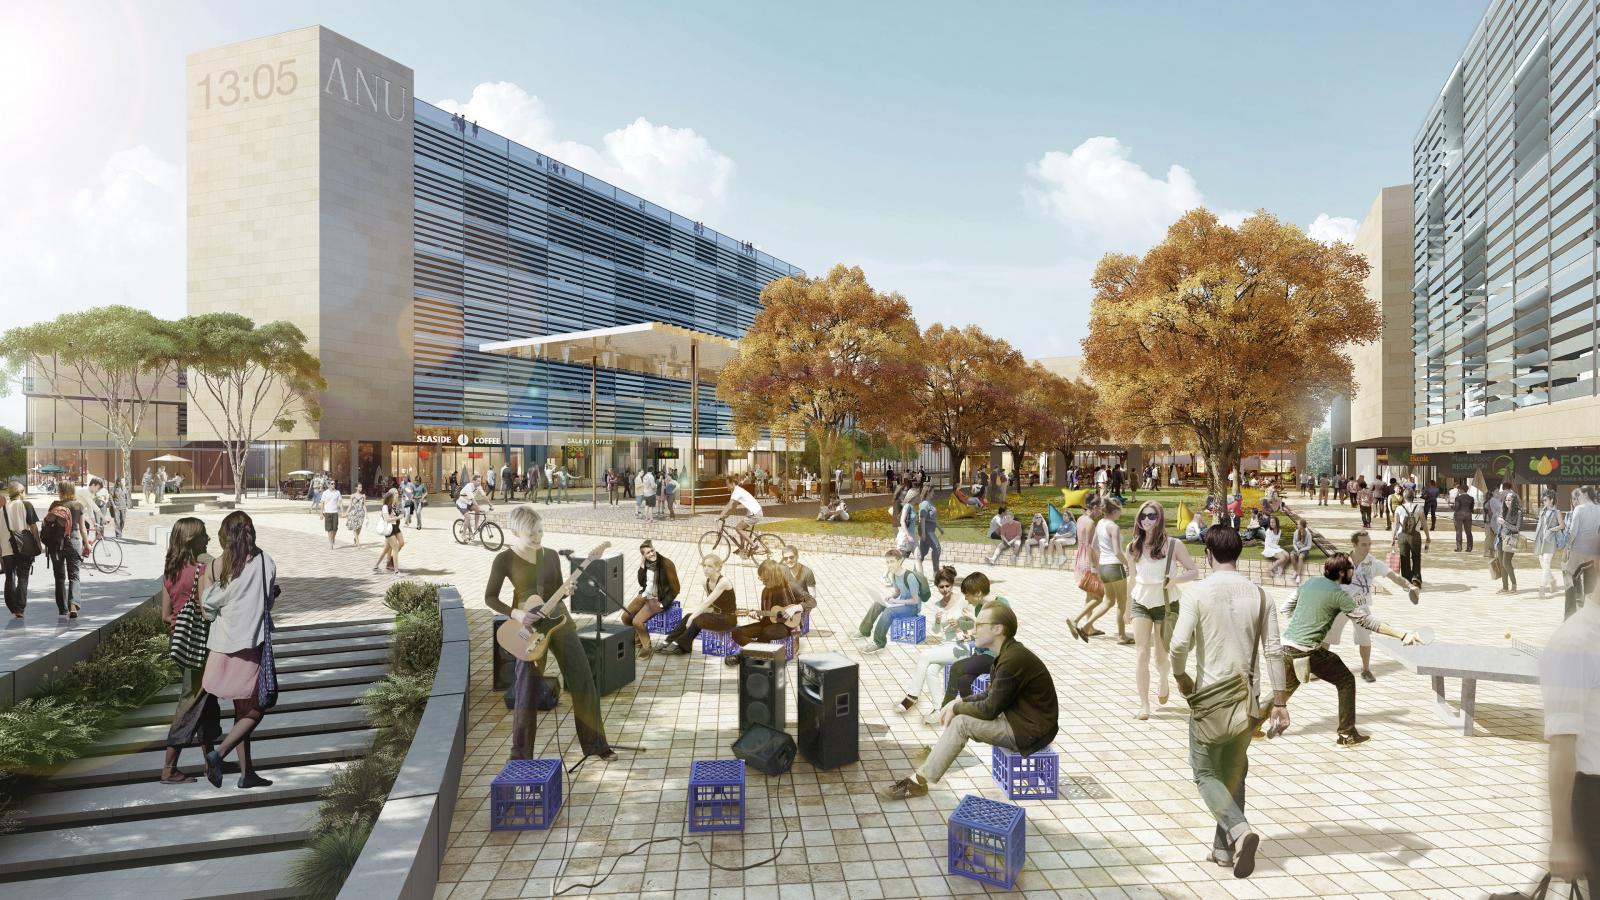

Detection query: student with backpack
xmin=1391 ymin=489 xmax=1426 ymax=587
xmin=2 ymin=480 xmax=42 ymax=618
xmin=41 ymin=498 xmax=81 ymax=618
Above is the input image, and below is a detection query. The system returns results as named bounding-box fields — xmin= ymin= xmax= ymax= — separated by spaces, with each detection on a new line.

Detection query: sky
xmin=0 ymin=0 xmax=1487 ymax=431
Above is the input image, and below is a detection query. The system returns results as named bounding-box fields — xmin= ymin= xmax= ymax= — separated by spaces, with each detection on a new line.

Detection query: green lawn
xmin=759 ymin=485 xmax=1324 ymax=564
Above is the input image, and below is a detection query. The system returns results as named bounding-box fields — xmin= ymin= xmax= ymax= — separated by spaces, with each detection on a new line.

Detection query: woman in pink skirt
xmin=200 ymin=511 xmax=277 ymax=789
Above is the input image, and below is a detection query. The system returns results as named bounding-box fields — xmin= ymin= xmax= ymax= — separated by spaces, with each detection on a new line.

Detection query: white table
xmin=1377 ymin=638 xmax=1540 ymax=736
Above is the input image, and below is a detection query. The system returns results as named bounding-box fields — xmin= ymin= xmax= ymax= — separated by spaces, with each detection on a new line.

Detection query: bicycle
xmin=452 ymin=507 xmax=504 ymax=551
xmin=699 ymin=516 xmax=787 ymax=564
xmin=84 ymin=525 xmax=124 ymax=574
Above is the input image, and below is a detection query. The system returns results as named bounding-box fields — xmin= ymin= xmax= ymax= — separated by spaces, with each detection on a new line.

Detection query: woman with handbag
xmin=374 ymin=488 xmax=405 ymax=575
xmin=1068 ymin=497 xmax=1107 ymax=637
xmin=200 ymin=511 xmax=278 ymax=790
xmin=1127 ymin=501 xmax=1198 ymax=721
xmin=2 ymin=480 xmax=41 ymax=618
xmin=159 ymin=517 xmax=218 ymax=784
xmin=1533 ymin=490 xmax=1565 ymax=600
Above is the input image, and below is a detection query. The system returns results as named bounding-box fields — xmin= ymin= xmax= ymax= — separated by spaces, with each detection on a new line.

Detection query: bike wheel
xmin=452 ymin=519 xmax=470 ymax=544
xmin=479 ymin=522 xmax=504 ymax=551
xmin=699 ymin=529 xmax=729 ymax=563
xmin=753 ymin=532 xmax=787 ymax=563
xmin=93 ymin=538 xmax=123 ymax=574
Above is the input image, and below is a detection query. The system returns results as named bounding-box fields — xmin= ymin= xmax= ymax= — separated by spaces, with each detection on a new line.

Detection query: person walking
xmin=155 ymin=466 xmax=168 ymax=504
xmin=500 ymin=462 xmax=514 ymax=503
xmin=1068 ymin=497 xmax=1108 ymax=637
xmin=917 ymin=486 xmax=945 ymax=572
xmin=485 ymin=506 xmax=614 ymax=761
xmin=1126 ymin=501 xmax=1198 ymax=720
xmin=633 ymin=470 xmax=647 ymax=518
xmin=1074 ymin=497 xmax=1133 ymax=644
xmin=319 ymin=480 xmax=343 ymax=550
xmin=1538 ymin=570 xmax=1600 ymax=884
xmin=641 ymin=469 xmax=658 ymax=523
xmin=201 ymin=511 xmax=278 ymax=790
xmin=1452 ymin=479 xmax=1476 ymax=552
xmin=1421 ymin=479 xmax=1440 ymax=532
xmin=558 ymin=465 xmax=572 ymax=503
xmin=1356 ymin=478 xmax=1374 ymax=528
xmin=662 ymin=469 xmax=678 ymax=519
xmin=606 ymin=468 xmax=619 ymax=506
xmin=1391 ymin=489 xmax=1425 ymax=587
xmin=543 ymin=462 xmax=556 ymax=505
xmin=57 ymin=484 xmax=90 ymax=617
xmin=1488 ymin=481 xmax=1523 ymax=593
xmin=1327 ymin=530 xmax=1420 ymax=683
xmin=345 ymin=484 xmax=367 ymax=548
xmin=622 ymin=467 xmax=634 ymax=500
xmin=1562 ymin=486 xmax=1600 ymax=619
xmin=374 ymin=488 xmax=404 ymax=575
xmin=484 ymin=465 xmax=498 ymax=505
xmin=142 ymin=467 xmax=155 ymax=506
xmin=1170 ymin=525 xmax=1288 ymax=878
xmin=110 ymin=477 xmax=129 ymax=538
xmin=1533 ymin=489 xmax=1565 ymax=600
xmin=159 ymin=517 xmax=219 ymax=783
xmin=2 ymin=481 xmax=40 ymax=618
xmin=1279 ymin=552 xmax=1425 ymax=747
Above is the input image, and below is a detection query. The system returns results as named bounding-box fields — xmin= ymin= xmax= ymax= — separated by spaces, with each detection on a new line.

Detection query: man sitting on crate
xmin=618 ymin=540 xmax=679 ymax=661
xmin=881 ymin=603 xmax=1058 ymax=800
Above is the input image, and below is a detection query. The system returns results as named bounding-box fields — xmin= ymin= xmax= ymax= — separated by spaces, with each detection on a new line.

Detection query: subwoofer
xmin=732 ymin=722 xmax=796 ymax=776
xmin=796 ymin=652 xmax=857 ymax=770
xmin=738 ymin=646 xmax=788 ymax=733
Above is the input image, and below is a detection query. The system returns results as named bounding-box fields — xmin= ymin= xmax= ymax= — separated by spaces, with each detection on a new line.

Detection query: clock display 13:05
xmin=197 ymin=59 xmax=298 ymax=109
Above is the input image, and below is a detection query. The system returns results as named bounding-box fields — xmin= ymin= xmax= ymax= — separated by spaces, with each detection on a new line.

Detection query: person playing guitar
xmin=484 ymin=506 xmax=614 ymax=762
xmin=728 ymin=559 xmax=810 ymax=666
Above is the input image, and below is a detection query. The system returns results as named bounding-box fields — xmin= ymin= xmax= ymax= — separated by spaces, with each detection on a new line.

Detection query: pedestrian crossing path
xmin=0 ymin=617 xmax=394 ymax=900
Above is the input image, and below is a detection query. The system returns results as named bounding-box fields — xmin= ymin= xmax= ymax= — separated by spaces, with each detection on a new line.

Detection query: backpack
xmin=40 ymin=506 xmax=71 ymax=553
xmin=1400 ymin=502 xmax=1419 ymax=535
xmin=910 ymin=567 xmax=932 ymax=605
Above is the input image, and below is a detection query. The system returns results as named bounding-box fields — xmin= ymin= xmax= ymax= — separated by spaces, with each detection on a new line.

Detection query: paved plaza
xmin=70 ymin=492 xmax=1559 ymax=900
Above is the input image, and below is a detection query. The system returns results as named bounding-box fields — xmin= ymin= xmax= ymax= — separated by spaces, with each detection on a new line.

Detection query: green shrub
xmin=388 ymin=609 xmax=441 ymax=677
xmin=382 ymin=581 xmax=439 ymax=617
xmin=48 ymin=648 xmax=175 ymax=711
xmin=314 ymin=750 xmax=403 ymax=833
xmin=287 ymin=815 xmax=373 ymax=900
xmin=358 ymin=672 xmax=432 ymax=737
xmin=0 ymin=698 xmax=108 ymax=774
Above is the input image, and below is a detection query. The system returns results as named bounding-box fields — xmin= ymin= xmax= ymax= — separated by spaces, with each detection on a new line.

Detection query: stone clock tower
xmin=186 ymin=26 xmax=415 ymax=446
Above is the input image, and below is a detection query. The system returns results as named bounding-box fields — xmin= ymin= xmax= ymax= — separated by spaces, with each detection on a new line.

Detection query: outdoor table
xmin=1376 ymin=637 xmax=1540 ymax=736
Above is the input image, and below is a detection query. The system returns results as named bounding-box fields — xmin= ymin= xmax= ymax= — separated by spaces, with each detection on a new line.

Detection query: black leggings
xmin=2 ymin=555 xmax=32 ymax=615
xmin=940 ymin=653 xmax=994 ymax=706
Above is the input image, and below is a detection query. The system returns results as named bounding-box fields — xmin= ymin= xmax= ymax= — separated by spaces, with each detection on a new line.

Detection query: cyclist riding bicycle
xmin=717 ymin=477 xmax=763 ymax=549
xmin=456 ymin=474 xmax=493 ymax=530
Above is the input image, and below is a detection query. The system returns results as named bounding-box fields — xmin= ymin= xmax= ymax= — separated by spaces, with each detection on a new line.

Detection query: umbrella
xmin=150 ymin=454 xmax=191 ymax=463
xmin=35 ymin=464 xmax=67 ymax=474
xmin=286 ymin=470 xmax=317 ymax=477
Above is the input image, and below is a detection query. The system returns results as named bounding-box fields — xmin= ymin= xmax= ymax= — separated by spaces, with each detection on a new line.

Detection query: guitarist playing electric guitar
xmin=484 ymin=507 xmax=615 ymax=762
xmin=728 ymin=558 xmax=814 ymax=666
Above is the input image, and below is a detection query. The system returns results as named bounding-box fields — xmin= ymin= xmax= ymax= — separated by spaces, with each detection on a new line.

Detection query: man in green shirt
xmin=1280 ymin=552 xmax=1425 ymax=746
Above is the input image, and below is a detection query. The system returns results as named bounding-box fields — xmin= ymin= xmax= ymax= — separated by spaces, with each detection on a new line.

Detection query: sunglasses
xmin=1138 ymin=511 xmax=1160 ymax=521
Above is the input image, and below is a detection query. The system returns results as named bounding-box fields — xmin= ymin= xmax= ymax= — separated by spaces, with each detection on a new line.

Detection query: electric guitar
xmin=495 ymin=542 xmax=612 ymax=663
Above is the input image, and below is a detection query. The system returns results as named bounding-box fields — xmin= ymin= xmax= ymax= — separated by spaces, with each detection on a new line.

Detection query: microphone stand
xmin=559 ymin=549 xmax=644 ymax=758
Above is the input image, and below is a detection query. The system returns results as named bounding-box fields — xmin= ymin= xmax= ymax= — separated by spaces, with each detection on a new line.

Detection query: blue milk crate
xmin=799 ymin=609 xmax=811 ymax=635
xmin=645 ymin=603 xmax=682 ymax=634
xmin=687 ymin=759 xmax=745 ymax=832
xmin=992 ymin=745 xmax=1059 ymax=800
xmin=972 ymin=673 xmax=991 ymax=694
xmin=699 ymin=629 xmax=739 ymax=657
xmin=889 ymin=615 xmax=926 ymax=645
xmin=948 ymin=794 xmax=1026 ymax=889
xmin=941 ymin=643 xmax=977 ymax=693
xmin=490 ymin=759 xmax=563 ymax=831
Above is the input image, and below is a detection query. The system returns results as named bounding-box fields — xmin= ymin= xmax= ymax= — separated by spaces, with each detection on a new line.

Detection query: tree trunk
xmin=232 ymin=443 xmax=247 ymax=503
xmin=119 ymin=445 xmax=133 ymax=495
xmin=948 ymin=448 xmax=967 ymax=493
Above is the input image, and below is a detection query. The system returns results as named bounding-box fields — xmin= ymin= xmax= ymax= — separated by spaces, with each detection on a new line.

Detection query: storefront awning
xmin=479 ymin=322 xmax=739 ymax=380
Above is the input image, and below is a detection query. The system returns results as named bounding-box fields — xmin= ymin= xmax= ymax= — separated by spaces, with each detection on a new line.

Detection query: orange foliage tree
xmin=718 ymin=265 xmax=923 ymax=501
xmin=911 ymin=324 xmax=1025 ymax=487
xmin=1030 ymin=371 xmax=1105 ymax=485
xmin=1082 ymin=209 xmax=1380 ymax=500
xmin=993 ymin=362 xmax=1062 ymax=490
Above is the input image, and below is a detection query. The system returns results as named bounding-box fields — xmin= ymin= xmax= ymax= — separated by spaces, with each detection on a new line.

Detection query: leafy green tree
xmin=0 ymin=307 xmax=180 ymax=486
xmin=0 ymin=426 xmax=25 ymax=483
xmin=1306 ymin=425 xmax=1332 ymax=477
xmin=174 ymin=313 xmax=325 ymax=502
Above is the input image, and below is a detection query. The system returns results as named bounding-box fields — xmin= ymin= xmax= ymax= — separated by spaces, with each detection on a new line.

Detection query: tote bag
xmin=168 ymin=569 xmax=209 ymax=669
xmin=254 ymin=555 xmax=280 ymax=710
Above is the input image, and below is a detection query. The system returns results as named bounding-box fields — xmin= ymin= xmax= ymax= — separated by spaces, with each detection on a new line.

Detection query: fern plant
xmin=288 ymin=816 xmax=373 ymax=900
xmin=358 ymin=672 xmax=432 ymax=736
xmin=0 ymin=699 xmax=107 ymax=774
xmin=388 ymin=609 xmax=442 ymax=677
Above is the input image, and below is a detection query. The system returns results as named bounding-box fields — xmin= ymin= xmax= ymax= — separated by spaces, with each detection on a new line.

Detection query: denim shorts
xmin=1098 ymin=563 xmax=1126 ymax=584
xmin=1129 ymin=600 xmax=1176 ymax=622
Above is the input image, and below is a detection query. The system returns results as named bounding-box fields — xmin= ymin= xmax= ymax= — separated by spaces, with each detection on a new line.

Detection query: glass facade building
xmin=1413 ymin=0 xmax=1599 ymax=431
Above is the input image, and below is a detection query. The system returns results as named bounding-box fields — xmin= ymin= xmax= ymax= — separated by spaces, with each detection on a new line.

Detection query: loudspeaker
xmin=797 ymin=652 xmax=858 ymax=770
xmin=732 ymin=722 xmax=796 ymax=776
xmin=578 ymin=622 xmax=636 ymax=697
xmin=739 ymin=649 xmax=788 ymax=734
xmin=568 ymin=553 xmax=625 ymax=616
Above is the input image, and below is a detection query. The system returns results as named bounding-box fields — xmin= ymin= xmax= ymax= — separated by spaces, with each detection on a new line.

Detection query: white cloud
xmin=1307 ymin=212 xmax=1359 ymax=245
xmin=436 ymin=82 xmax=734 ymax=220
xmin=0 ymin=145 xmax=185 ymax=429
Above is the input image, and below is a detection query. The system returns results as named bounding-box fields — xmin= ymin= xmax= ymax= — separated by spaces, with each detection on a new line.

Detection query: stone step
xmin=266 ymin=621 xmax=394 ymax=644
xmin=0 ymin=799 xmax=318 ymax=878
xmin=87 ymin=704 xmax=370 ymax=756
xmin=275 ymin=616 xmax=393 ymax=633
xmin=144 ymin=662 xmax=389 ymax=706
xmin=17 ymin=762 xmax=339 ymax=829
xmin=119 ymin=682 xmax=373 ymax=727
xmin=1 ymin=848 xmax=303 ymax=900
xmin=271 ymin=633 xmax=390 ymax=658
xmin=275 ymin=648 xmax=388 ymax=674
xmin=51 ymin=729 xmax=375 ymax=789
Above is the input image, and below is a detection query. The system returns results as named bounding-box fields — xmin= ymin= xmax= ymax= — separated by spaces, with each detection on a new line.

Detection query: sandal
xmin=160 ymin=769 xmax=196 ymax=784
xmin=1067 ymin=621 xmax=1083 ymax=642
xmin=68 ymin=604 xmax=79 ymax=619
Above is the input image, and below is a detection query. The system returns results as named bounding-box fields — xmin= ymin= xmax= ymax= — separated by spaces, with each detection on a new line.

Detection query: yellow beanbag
xmin=1176 ymin=501 xmax=1192 ymax=531
xmin=1060 ymin=488 xmax=1091 ymax=510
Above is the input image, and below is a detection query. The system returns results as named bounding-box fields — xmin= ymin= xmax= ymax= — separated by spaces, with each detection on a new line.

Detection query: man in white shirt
xmin=1326 ymin=530 xmax=1420 ymax=683
xmin=718 ymin=477 xmax=762 ymax=547
xmin=1540 ymin=573 xmax=1600 ymax=883
xmin=455 ymin=475 xmax=491 ymax=531
xmin=1170 ymin=525 xmax=1288 ymax=879
xmin=320 ymin=482 xmax=343 ymax=548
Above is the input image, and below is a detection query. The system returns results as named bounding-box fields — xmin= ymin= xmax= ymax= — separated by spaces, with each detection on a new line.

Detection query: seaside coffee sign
xmin=414 ymin=427 xmax=502 ymax=447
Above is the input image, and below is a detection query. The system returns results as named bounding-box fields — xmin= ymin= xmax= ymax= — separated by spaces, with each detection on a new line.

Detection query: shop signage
xmin=569 ymin=437 xmax=614 ymax=446
xmin=1512 ymin=447 xmax=1600 ymax=484
xmin=413 ymin=427 xmax=502 ymax=446
xmin=1406 ymin=454 xmax=1433 ymax=465
xmin=1444 ymin=451 xmax=1515 ymax=480
xmin=654 ymin=448 xmax=680 ymax=459
xmin=563 ymin=446 xmax=588 ymax=459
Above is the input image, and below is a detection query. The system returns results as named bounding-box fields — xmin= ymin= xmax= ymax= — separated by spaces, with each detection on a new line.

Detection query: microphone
xmin=558 ymin=548 xmax=576 ymax=558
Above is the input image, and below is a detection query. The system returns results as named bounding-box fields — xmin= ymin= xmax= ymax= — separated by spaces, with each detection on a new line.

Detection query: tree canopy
xmin=911 ymin=324 xmax=1024 ymax=484
xmin=1082 ymin=209 xmax=1379 ymax=498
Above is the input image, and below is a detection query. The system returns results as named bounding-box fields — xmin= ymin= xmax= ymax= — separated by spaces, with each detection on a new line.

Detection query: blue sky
xmin=0 ymin=1 xmax=1484 ymax=429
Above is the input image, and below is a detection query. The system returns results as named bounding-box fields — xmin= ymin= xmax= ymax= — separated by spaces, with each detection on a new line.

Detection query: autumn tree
xmin=911 ymin=324 xmax=1024 ymax=487
xmin=1032 ymin=375 xmax=1105 ymax=485
xmin=718 ymin=265 xmax=923 ymax=502
xmin=1083 ymin=209 xmax=1379 ymax=499
xmin=174 ymin=313 xmax=325 ymax=502
xmin=0 ymin=306 xmax=181 ymax=486
xmin=993 ymin=362 xmax=1061 ymax=490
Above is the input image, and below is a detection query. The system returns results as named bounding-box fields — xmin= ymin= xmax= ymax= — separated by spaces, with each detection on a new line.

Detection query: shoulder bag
xmin=1185 ymin=586 xmax=1268 ymax=744
xmin=1489 ymin=872 xmax=1584 ymax=900
xmin=168 ymin=565 xmax=210 ymax=669
xmin=3 ymin=503 xmax=41 ymax=560
xmin=255 ymin=555 xmax=280 ymax=710
xmin=1158 ymin=538 xmax=1178 ymax=640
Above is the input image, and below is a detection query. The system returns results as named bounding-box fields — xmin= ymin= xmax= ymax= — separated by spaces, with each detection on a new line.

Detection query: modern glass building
xmin=1412 ymin=0 xmax=1600 ymax=477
